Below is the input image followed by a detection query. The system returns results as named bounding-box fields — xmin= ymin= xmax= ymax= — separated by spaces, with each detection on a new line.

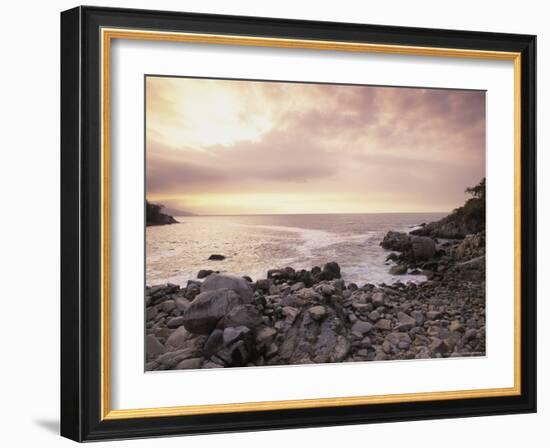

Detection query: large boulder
xmin=380 ymin=231 xmax=411 ymax=252
xmin=411 ymin=236 xmax=436 ymax=260
xmin=201 ymin=274 xmax=254 ymax=301
xmin=381 ymin=231 xmax=436 ymax=261
xmin=222 ymin=304 xmax=263 ymax=329
xmin=319 ymin=262 xmax=341 ymax=281
xmin=181 ymin=288 xmax=244 ymax=334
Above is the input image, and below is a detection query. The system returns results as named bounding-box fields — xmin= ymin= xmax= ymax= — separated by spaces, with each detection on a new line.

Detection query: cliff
xmin=410 ymin=178 xmax=485 ymax=239
xmin=146 ymin=201 xmax=178 ymax=226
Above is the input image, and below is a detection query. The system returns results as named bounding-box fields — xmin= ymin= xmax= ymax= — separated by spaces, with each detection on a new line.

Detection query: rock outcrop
xmin=409 ymin=212 xmax=483 ymax=239
xmin=411 ymin=178 xmax=485 ymax=239
xmin=146 ymin=201 xmax=178 ymax=226
xmin=145 ymin=254 xmax=485 ymax=370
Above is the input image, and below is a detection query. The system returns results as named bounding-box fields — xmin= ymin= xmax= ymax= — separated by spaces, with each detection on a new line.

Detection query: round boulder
xmin=201 ymin=273 xmax=254 ymax=301
xmin=411 ymin=236 xmax=436 ymax=260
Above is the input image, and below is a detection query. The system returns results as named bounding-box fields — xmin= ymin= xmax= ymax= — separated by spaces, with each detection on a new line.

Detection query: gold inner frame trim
xmin=100 ymin=27 xmax=522 ymax=421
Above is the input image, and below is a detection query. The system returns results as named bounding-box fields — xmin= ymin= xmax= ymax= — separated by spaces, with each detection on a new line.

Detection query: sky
xmin=146 ymin=76 xmax=485 ymax=215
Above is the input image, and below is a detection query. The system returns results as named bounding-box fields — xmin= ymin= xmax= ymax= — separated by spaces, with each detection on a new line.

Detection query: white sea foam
xmin=146 ymin=213 xmax=445 ymax=286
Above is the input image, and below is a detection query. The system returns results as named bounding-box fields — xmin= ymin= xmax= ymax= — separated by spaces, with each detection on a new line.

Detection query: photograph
xmin=144 ymin=76 xmax=487 ymax=371
xmin=57 ymin=4 xmax=537 ymax=441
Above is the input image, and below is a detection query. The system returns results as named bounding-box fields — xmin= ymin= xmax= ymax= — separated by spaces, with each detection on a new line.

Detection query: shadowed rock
xmin=411 ymin=236 xmax=436 ymax=259
xmin=182 ymin=288 xmax=244 ymax=334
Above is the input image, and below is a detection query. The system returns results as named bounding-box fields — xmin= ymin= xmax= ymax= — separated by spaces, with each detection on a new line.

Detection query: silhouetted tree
xmin=455 ymin=178 xmax=485 ymax=223
xmin=146 ymin=200 xmax=177 ymax=226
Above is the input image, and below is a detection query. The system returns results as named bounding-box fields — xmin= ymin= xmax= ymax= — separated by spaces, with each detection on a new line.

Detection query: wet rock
xmin=390 ymin=265 xmax=407 ymax=275
xmin=197 ymin=269 xmax=215 ymax=279
xmin=295 ymin=270 xmax=314 ymax=287
xmin=380 ymin=231 xmax=411 ymax=252
xmin=319 ymin=262 xmax=341 ymax=281
xmin=255 ymin=279 xmax=271 ymax=291
xmin=267 ymin=267 xmax=295 ymax=282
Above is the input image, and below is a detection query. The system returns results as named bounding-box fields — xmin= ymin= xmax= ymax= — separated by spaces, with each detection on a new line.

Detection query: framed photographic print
xmin=60 ymin=6 xmax=537 ymax=441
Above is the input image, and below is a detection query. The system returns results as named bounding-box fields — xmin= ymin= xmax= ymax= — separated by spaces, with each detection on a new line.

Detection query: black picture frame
xmin=61 ymin=5 xmax=536 ymax=442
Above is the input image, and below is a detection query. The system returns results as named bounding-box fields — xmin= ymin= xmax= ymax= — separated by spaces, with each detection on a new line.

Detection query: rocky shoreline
xmin=145 ymin=227 xmax=486 ymax=370
xmin=146 ymin=201 xmax=178 ymax=227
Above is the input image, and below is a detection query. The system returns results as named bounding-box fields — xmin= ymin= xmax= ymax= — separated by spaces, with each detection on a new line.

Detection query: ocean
xmin=146 ymin=212 xmax=445 ymax=287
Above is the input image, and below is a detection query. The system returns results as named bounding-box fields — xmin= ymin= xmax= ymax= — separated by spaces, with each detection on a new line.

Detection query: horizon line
xmin=174 ymin=211 xmax=450 ymax=217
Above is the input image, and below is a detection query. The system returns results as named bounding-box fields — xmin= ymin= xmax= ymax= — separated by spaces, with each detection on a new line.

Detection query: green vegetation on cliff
xmin=411 ymin=178 xmax=485 ymax=239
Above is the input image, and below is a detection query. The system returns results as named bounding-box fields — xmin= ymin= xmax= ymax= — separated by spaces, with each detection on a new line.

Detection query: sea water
xmin=146 ymin=213 xmax=445 ymax=287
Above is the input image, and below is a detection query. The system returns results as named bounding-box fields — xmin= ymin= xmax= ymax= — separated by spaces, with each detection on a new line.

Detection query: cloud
xmin=146 ymin=77 xmax=485 ymax=214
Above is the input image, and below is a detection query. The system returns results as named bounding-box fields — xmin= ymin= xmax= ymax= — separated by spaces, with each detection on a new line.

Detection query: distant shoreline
xmin=172 ymin=211 xmax=450 ymax=218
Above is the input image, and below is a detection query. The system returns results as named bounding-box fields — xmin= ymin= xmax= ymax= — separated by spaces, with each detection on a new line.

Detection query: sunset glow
xmin=146 ymin=76 xmax=485 ymax=215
